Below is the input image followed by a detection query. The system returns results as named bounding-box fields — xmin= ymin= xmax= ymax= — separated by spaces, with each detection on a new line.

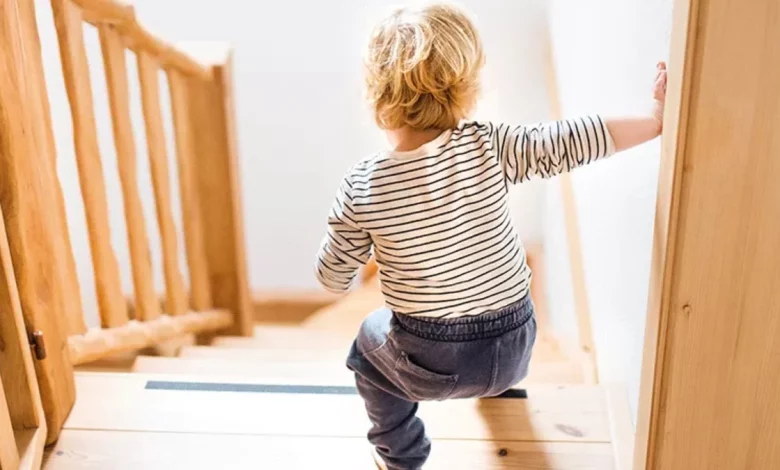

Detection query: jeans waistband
xmin=392 ymin=295 xmax=534 ymax=342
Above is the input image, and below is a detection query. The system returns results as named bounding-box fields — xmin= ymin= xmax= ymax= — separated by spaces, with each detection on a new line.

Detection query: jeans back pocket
xmin=393 ymin=351 xmax=458 ymax=402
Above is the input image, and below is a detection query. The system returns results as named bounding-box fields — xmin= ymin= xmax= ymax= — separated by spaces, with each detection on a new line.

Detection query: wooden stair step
xmin=185 ymin=336 xmax=569 ymax=369
xmin=132 ymin=356 xmax=353 ymax=383
xmin=132 ymin=355 xmax=585 ymax=385
xmin=302 ymin=280 xmax=383 ymax=332
xmin=212 ymin=325 xmax=351 ymax=350
xmin=46 ymin=430 xmax=615 ymax=469
xmin=179 ymin=345 xmax=348 ymax=361
xmin=66 ymin=372 xmax=612 ymax=443
xmin=230 ymin=325 xmax=566 ymax=361
xmin=299 ymin=282 xmax=568 ymax=359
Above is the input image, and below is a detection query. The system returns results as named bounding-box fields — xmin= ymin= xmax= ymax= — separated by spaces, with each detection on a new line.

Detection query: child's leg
xmin=346 ymin=308 xmax=429 ymax=470
xmin=355 ymin=374 xmax=428 ymax=470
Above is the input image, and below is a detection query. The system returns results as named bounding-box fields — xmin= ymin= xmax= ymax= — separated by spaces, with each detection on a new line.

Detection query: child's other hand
xmin=651 ymin=62 xmax=667 ymax=131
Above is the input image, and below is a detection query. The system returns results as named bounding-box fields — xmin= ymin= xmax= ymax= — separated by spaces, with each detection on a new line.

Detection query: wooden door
xmin=636 ymin=0 xmax=780 ymax=468
xmin=0 ymin=0 xmax=77 ymax=446
xmin=0 ymin=209 xmax=48 ymax=468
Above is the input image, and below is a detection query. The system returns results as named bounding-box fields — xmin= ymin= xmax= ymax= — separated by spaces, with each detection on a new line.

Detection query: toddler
xmin=315 ymin=4 xmax=667 ymax=469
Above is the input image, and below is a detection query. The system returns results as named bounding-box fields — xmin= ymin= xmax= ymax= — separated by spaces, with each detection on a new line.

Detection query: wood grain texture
xmin=52 ymin=0 xmax=128 ymax=328
xmin=68 ymin=310 xmax=233 ymax=365
xmin=0 ymin=206 xmax=47 ymax=467
xmin=0 ymin=0 xmax=76 ymax=444
xmin=136 ymin=51 xmax=188 ymax=316
xmin=634 ymin=0 xmax=697 ymax=467
xmin=639 ymin=0 xmax=780 ymax=468
xmin=0 ymin=378 xmax=20 ymax=470
xmin=0 ymin=207 xmax=42 ymax=432
xmin=18 ymin=0 xmax=86 ymax=337
xmin=100 ymin=24 xmax=160 ymax=322
xmin=185 ymin=48 xmax=252 ymax=335
xmin=46 ymin=430 xmax=615 ymax=470
xmin=167 ymin=69 xmax=212 ymax=311
xmin=67 ymin=373 xmax=611 ymax=442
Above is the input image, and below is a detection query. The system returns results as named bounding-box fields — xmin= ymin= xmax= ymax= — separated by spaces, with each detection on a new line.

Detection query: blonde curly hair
xmin=365 ymin=3 xmax=484 ymax=130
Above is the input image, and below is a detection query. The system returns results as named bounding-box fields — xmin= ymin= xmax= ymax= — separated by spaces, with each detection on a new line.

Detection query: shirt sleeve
xmin=314 ymin=173 xmax=372 ymax=293
xmin=492 ymin=115 xmax=616 ymax=184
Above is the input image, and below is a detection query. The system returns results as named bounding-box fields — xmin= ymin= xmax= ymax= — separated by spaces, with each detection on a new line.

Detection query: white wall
xmin=545 ymin=0 xmax=674 ymax=421
xmin=34 ymin=0 xmax=552 ymax=324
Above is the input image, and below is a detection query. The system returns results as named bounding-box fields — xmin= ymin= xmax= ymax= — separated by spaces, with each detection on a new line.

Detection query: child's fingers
xmin=653 ymin=62 xmax=668 ymax=98
xmin=653 ymin=71 xmax=667 ymax=99
xmin=654 ymin=62 xmax=667 ymax=84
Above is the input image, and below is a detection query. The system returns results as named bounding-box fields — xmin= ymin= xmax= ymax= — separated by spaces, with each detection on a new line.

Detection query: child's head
xmin=365 ymin=3 xmax=484 ymax=131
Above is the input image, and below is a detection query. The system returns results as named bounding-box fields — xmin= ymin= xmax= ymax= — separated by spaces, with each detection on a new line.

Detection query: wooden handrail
xmin=72 ymin=0 xmax=132 ymax=24
xmin=2 ymin=0 xmax=253 ymax=447
xmin=543 ymin=38 xmax=598 ymax=384
xmin=71 ymin=0 xmax=212 ymax=80
xmin=69 ymin=310 xmax=233 ymax=365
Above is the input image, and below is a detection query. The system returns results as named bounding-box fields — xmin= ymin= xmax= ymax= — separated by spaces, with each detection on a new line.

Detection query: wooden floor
xmin=56 ymin=278 xmax=630 ymax=469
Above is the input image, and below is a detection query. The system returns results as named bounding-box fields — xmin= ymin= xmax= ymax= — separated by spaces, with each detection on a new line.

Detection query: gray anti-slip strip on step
xmin=145 ymin=381 xmax=528 ymax=399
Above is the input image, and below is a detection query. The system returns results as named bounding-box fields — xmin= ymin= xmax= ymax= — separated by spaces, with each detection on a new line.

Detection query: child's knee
xmin=356 ymin=307 xmax=394 ymax=355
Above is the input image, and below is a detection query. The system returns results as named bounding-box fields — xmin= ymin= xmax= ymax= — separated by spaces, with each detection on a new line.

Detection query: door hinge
xmin=30 ymin=330 xmax=46 ymax=360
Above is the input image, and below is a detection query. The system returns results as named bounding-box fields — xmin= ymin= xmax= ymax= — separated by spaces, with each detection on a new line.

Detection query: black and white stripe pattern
xmin=316 ymin=117 xmax=614 ymax=318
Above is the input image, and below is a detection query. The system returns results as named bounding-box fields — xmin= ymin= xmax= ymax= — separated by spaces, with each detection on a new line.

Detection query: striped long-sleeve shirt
xmin=315 ymin=117 xmax=615 ymax=318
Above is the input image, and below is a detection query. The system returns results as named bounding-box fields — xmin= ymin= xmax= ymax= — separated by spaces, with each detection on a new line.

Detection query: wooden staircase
xmin=46 ymin=279 xmax=632 ymax=469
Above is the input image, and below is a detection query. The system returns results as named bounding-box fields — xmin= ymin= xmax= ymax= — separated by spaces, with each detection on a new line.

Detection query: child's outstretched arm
xmin=606 ymin=63 xmax=667 ymax=152
xmin=315 ymin=174 xmax=372 ymax=293
xmin=496 ymin=62 xmax=667 ymax=184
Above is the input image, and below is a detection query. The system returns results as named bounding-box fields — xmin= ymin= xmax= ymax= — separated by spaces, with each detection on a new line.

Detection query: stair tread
xmin=256 ymin=278 xmax=572 ymax=361
xmin=46 ymin=430 xmax=615 ymax=469
xmin=185 ymin=337 xmax=567 ymax=364
xmin=67 ymin=372 xmax=612 ymax=443
xmin=212 ymin=326 xmax=351 ymax=350
xmin=180 ymin=345 xmax=349 ymax=360
xmin=133 ymin=355 xmax=585 ymax=384
xmin=133 ymin=355 xmax=352 ymax=382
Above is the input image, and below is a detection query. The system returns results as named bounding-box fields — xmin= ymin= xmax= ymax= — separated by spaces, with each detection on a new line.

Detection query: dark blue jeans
xmin=346 ymin=296 xmax=536 ymax=470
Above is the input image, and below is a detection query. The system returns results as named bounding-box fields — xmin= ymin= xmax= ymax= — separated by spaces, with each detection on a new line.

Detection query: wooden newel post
xmin=184 ymin=47 xmax=252 ymax=336
xmin=0 ymin=0 xmax=76 ymax=444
